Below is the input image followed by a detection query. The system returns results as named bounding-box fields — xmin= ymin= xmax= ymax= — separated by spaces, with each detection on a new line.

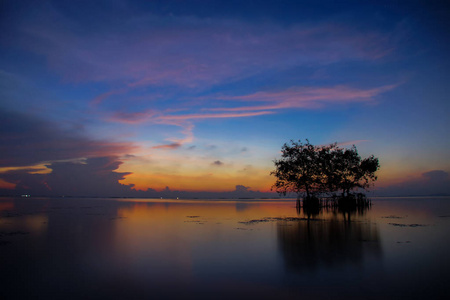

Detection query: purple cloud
xmin=235 ymin=185 xmax=250 ymax=192
xmin=13 ymin=8 xmax=396 ymax=90
xmin=376 ymin=170 xmax=450 ymax=196
xmin=0 ymin=109 xmax=134 ymax=168
xmin=422 ymin=170 xmax=449 ymax=182
xmin=0 ymin=156 xmax=136 ymax=197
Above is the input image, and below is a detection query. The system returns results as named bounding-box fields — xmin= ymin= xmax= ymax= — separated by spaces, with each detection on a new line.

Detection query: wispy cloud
xmin=204 ymin=84 xmax=399 ymax=112
xmin=152 ymin=143 xmax=182 ymax=150
xmin=146 ymin=111 xmax=272 ymax=149
xmin=158 ymin=111 xmax=274 ymax=121
xmin=103 ymin=83 xmax=395 ymax=151
xmin=14 ymin=7 xmax=396 ymax=90
xmin=8 ymin=4 xmax=402 ymax=155
xmin=91 ymin=88 xmax=128 ymax=106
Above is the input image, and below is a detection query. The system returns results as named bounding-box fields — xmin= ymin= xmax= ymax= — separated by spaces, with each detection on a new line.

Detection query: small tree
xmin=271 ymin=140 xmax=379 ymax=201
xmin=330 ymin=146 xmax=379 ymax=198
xmin=271 ymin=140 xmax=325 ymax=199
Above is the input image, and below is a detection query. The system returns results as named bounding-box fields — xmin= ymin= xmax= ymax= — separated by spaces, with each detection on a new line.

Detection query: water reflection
xmin=0 ymin=198 xmax=126 ymax=299
xmin=278 ymin=206 xmax=382 ymax=272
xmin=235 ymin=202 xmax=252 ymax=212
xmin=2 ymin=197 xmax=449 ymax=300
xmin=300 ymin=199 xmax=372 ymax=220
xmin=1 ymin=198 xmax=286 ymax=299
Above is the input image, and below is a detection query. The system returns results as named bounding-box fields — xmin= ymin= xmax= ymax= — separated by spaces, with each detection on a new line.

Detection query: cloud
xmin=152 ymin=143 xmax=182 ymax=150
xmin=102 ymin=84 xmax=395 ymax=153
xmin=11 ymin=5 xmax=396 ymax=90
xmin=204 ymin=84 xmax=398 ymax=112
xmin=376 ymin=170 xmax=450 ymax=196
xmin=212 ymin=160 xmax=224 ymax=166
xmin=158 ymin=111 xmax=273 ymax=121
xmin=107 ymin=110 xmax=270 ymax=150
xmin=149 ymin=121 xmax=195 ymax=150
xmin=0 ymin=109 xmax=134 ymax=168
xmin=0 ymin=156 xmax=137 ymax=197
xmin=7 ymin=5 xmax=401 ymax=155
xmin=235 ymin=185 xmax=250 ymax=192
xmin=422 ymin=170 xmax=448 ymax=181
xmin=135 ymin=111 xmax=270 ymax=149
xmin=91 ymin=88 xmax=128 ymax=106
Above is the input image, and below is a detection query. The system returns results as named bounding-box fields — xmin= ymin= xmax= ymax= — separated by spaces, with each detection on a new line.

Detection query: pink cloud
xmin=204 ymin=84 xmax=399 ymax=112
xmin=102 ymin=83 xmax=397 ymax=151
xmin=167 ymin=123 xmax=195 ymax=145
xmin=158 ymin=111 xmax=274 ymax=121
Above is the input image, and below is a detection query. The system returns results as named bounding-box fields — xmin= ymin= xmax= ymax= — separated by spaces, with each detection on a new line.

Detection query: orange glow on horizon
xmin=117 ymin=154 xmax=275 ymax=193
xmin=121 ymin=171 xmax=274 ymax=193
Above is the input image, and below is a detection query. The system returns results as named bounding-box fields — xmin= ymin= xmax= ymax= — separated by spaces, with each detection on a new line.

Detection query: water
xmin=1 ymin=197 xmax=449 ymax=299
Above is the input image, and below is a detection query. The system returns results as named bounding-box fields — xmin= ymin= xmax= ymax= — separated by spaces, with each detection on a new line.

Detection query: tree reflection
xmin=278 ymin=207 xmax=382 ymax=272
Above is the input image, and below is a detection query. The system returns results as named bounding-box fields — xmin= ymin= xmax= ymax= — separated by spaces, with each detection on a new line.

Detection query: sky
xmin=1 ymin=0 xmax=449 ymax=197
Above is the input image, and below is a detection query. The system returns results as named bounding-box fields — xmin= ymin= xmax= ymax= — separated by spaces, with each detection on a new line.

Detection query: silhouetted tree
xmin=271 ymin=140 xmax=325 ymax=199
xmin=271 ymin=140 xmax=379 ymax=202
xmin=329 ymin=146 xmax=379 ymax=198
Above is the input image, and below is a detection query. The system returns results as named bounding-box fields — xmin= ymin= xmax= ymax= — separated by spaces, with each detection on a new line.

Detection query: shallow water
xmin=1 ymin=197 xmax=449 ymax=299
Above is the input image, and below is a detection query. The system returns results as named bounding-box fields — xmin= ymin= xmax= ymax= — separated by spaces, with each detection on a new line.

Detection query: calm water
xmin=1 ymin=197 xmax=449 ymax=299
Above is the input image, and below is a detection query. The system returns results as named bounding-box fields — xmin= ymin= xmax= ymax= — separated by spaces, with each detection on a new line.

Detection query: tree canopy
xmin=271 ymin=140 xmax=379 ymax=200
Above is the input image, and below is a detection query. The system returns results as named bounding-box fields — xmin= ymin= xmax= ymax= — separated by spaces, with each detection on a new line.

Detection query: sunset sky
xmin=1 ymin=0 xmax=449 ymax=197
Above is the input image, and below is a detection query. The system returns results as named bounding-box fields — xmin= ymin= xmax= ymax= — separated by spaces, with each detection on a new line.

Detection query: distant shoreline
xmin=1 ymin=195 xmax=449 ymax=201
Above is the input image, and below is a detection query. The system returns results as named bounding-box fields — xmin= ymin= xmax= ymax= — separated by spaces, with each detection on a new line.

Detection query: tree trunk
xmin=305 ymin=185 xmax=310 ymax=199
